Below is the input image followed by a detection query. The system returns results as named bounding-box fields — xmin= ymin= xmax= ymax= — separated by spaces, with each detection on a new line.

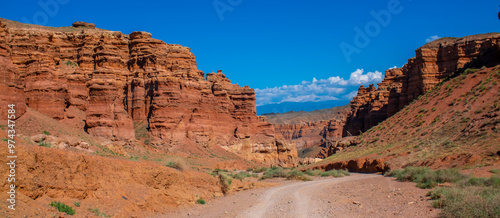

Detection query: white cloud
xmin=343 ymin=90 xmax=359 ymax=100
xmin=426 ymin=35 xmax=441 ymax=43
xmin=255 ymin=69 xmax=384 ymax=106
xmin=347 ymin=69 xmax=383 ymax=85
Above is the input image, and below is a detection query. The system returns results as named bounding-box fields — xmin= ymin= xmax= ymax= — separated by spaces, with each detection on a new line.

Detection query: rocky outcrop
xmin=72 ymin=21 xmax=96 ymax=29
xmin=311 ymin=157 xmax=389 ymax=173
xmin=0 ymin=22 xmax=27 ymax=119
xmin=346 ymin=33 xmax=500 ymax=135
xmin=315 ymin=137 xmax=357 ymax=159
xmin=0 ymin=20 xmax=297 ymax=166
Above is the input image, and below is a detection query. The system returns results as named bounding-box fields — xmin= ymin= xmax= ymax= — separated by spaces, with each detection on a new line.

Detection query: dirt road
xmin=236 ymin=174 xmax=379 ymax=218
xmin=162 ymin=173 xmax=439 ymax=218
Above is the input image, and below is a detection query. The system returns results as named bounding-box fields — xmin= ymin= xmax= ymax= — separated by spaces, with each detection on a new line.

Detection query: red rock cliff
xmin=0 ymin=20 xmax=297 ymax=166
xmin=345 ymin=33 xmax=500 ymax=135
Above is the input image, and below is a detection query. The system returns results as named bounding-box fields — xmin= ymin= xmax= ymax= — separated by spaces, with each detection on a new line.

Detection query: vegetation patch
xmin=252 ymin=167 xmax=268 ymax=173
xmin=320 ymin=169 xmax=350 ymax=178
xmin=38 ymin=140 xmax=51 ymax=147
xmin=386 ymin=167 xmax=466 ymax=188
xmin=196 ymin=198 xmax=206 ymax=204
xmin=165 ymin=160 xmax=186 ymax=171
xmin=386 ymin=167 xmax=500 ymax=217
xmin=49 ymin=201 xmax=75 ymax=215
xmin=304 ymin=169 xmax=323 ymax=176
xmin=88 ymin=207 xmax=109 ymax=217
xmin=285 ymin=170 xmax=312 ymax=181
xmin=258 ymin=167 xmax=322 ymax=181
xmin=218 ymin=173 xmax=232 ymax=195
xmin=260 ymin=167 xmax=287 ymax=180
xmin=64 ymin=60 xmax=78 ymax=67
xmin=228 ymin=171 xmax=252 ymax=181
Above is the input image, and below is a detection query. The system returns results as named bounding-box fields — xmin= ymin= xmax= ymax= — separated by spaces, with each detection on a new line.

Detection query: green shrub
xmin=88 ymin=207 xmax=108 ymax=217
xmin=490 ymin=169 xmax=500 ymax=174
xmin=304 ymin=169 xmax=323 ymax=176
xmin=320 ymin=169 xmax=349 ymax=178
xmin=43 ymin=130 xmax=51 ymax=135
xmin=231 ymin=171 xmax=251 ymax=181
xmin=165 ymin=160 xmax=186 ymax=171
xmin=386 ymin=167 xmax=466 ymax=189
xmin=253 ymin=167 xmax=268 ymax=173
xmin=340 ymin=169 xmax=350 ymax=176
xmin=219 ymin=174 xmax=232 ymax=195
xmin=196 ymin=199 xmax=206 ymax=204
xmin=65 ymin=60 xmax=78 ymax=67
xmin=49 ymin=201 xmax=75 ymax=215
xmin=430 ymin=186 xmax=500 ymax=218
xmin=260 ymin=167 xmax=286 ymax=180
xmin=286 ymin=170 xmax=311 ymax=181
xmin=464 ymin=68 xmax=479 ymax=75
xmin=74 ymin=201 xmax=80 ymax=207
xmin=39 ymin=141 xmax=51 ymax=147
xmin=465 ymin=177 xmax=487 ymax=186
xmin=390 ymin=166 xmax=500 ymax=217
xmin=485 ymin=176 xmax=500 ymax=188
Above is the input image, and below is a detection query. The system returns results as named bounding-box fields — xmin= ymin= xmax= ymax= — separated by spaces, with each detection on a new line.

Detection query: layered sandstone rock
xmin=275 ymin=121 xmax=330 ymax=149
xmin=0 ymin=19 xmax=297 ymax=166
xmin=315 ymin=137 xmax=357 ymax=159
xmin=345 ymin=33 xmax=500 ymax=135
xmin=0 ymin=21 xmax=26 ymax=119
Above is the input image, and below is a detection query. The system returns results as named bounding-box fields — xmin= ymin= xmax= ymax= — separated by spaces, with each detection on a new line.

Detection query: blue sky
xmin=1 ymin=0 xmax=499 ymax=109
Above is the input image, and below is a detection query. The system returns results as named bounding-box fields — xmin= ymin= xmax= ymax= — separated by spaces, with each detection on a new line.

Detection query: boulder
xmin=72 ymin=21 xmax=96 ymax=29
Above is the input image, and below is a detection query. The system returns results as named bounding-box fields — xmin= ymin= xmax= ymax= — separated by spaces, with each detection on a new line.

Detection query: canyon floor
xmin=162 ymin=173 xmax=439 ymax=218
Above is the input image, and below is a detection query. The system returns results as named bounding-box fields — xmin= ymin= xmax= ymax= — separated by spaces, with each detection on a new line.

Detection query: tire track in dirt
xmin=236 ymin=173 xmax=380 ymax=218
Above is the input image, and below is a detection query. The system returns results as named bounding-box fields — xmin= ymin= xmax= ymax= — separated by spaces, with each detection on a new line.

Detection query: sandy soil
xmin=160 ymin=173 xmax=440 ymax=218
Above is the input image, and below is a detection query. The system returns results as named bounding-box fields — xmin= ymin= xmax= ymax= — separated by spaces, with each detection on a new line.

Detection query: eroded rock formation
xmin=346 ymin=33 xmax=500 ymax=135
xmin=266 ymin=106 xmax=350 ymax=155
xmin=0 ymin=20 xmax=297 ymax=166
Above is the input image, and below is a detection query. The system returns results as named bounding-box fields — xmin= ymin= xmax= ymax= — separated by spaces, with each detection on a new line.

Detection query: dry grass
xmin=165 ymin=158 xmax=187 ymax=171
xmin=386 ymin=167 xmax=500 ymax=217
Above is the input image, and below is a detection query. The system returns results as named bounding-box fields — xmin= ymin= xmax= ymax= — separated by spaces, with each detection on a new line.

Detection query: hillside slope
xmin=309 ymin=66 xmax=500 ymax=171
xmin=345 ymin=33 xmax=500 ymax=136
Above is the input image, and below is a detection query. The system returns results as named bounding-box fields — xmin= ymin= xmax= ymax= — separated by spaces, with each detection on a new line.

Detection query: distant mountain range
xmin=257 ymin=100 xmax=351 ymax=115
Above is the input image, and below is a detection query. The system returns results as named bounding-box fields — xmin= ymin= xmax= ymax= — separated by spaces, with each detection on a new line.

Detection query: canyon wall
xmin=0 ymin=20 xmax=296 ymax=166
xmin=266 ymin=106 xmax=350 ymax=152
xmin=275 ymin=119 xmax=346 ymax=150
xmin=345 ymin=33 xmax=500 ymax=135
